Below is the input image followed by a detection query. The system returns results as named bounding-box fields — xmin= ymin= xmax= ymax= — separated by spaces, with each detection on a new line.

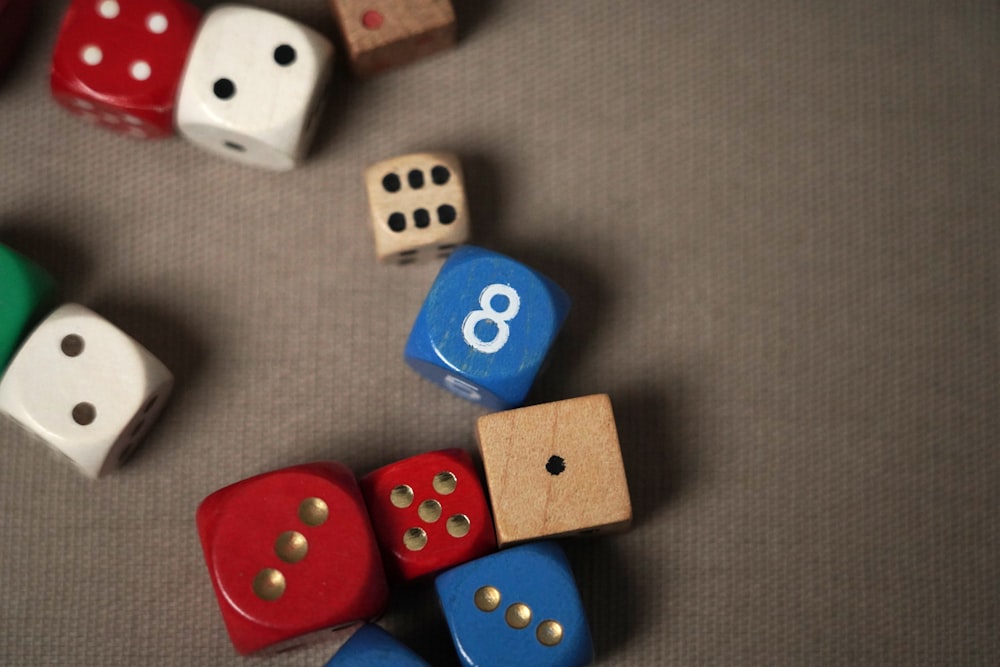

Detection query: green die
xmin=0 ymin=244 xmax=57 ymax=370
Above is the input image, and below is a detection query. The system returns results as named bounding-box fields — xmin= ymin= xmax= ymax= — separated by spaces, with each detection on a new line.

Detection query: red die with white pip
xmin=361 ymin=448 xmax=497 ymax=582
xmin=50 ymin=0 xmax=200 ymax=139
xmin=196 ymin=463 xmax=389 ymax=655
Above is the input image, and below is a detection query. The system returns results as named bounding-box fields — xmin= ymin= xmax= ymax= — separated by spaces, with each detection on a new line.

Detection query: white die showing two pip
xmin=176 ymin=5 xmax=334 ymax=171
xmin=0 ymin=305 xmax=173 ymax=479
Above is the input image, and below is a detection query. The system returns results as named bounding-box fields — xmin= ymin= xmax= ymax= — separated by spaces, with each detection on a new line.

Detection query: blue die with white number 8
xmin=404 ymin=246 xmax=570 ymax=410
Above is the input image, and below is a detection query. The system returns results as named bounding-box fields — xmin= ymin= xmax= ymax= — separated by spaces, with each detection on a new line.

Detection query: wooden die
xmin=364 ymin=152 xmax=468 ymax=264
xmin=175 ymin=5 xmax=334 ymax=170
xmin=328 ymin=0 xmax=456 ymax=79
xmin=475 ymin=394 xmax=631 ymax=547
xmin=0 ymin=304 xmax=173 ymax=478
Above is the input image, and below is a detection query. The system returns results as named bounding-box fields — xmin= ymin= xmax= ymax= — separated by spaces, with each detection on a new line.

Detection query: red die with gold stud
xmin=196 ymin=462 xmax=389 ymax=655
xmin=361 ymin=448 xmax=497 ymax=582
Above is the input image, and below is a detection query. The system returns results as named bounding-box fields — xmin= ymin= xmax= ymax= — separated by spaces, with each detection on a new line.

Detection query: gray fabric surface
xmin=1 ymin=1 xmax=997 ymax=665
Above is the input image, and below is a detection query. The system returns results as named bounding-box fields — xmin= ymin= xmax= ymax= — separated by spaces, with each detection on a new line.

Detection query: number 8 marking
xmin=462 ymin=284 xmax=521 ymax=354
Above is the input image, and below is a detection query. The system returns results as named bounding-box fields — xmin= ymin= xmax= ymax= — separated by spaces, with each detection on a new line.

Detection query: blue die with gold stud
xmin=404 ymin=246 xmax=570 ymax=410
xmin=323 ymin=624 xmax=429 ymax=666
xmin=435 ymin=541 xmax=594 ymax=667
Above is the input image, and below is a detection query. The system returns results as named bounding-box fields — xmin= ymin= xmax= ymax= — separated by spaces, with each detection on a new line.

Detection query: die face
xmin=404 ymin=246 xmax=570 ymax=410
xmin=176 ymin=5 xmax=334 ymax=171
xmin=0 ymin=0 xmax=33 ymax=75
xmin=361 ymin=448 xmax=496 ymax=581
xmin=435 ymin=542 xmax=594 ymax=667
xmin=476 ymin=395 xmax=631 ymax=547
xmin=0 ymin=304 xmax=173 ymax=478
xmin=50 ymin=0 xmax=201 ymax=138
xmin=324 ymin=624 xmax=430 ymax=667
xmin=197 ymin=463 xmax=389 ymax=655
xmin=364 ymin=152 xmax=469 ymax=264
xmin=328 ymin=0 xmax=455 ymax=78
xmin=0 ymin=243 xmax=57 ymax=370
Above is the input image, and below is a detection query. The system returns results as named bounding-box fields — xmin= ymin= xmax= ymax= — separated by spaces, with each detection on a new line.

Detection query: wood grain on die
xmin=364 ymin=152 xmax=469 ymax=264
xmin=475 ymin=394 xmax=631 ymax=547
xmin=328 ymin=0 xmax=455 ymax=78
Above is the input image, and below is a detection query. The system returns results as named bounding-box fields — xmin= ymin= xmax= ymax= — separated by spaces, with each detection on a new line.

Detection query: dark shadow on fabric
xmin=452 ymin=0 xmax=495 ymax=41
xmin=565 ymin=538 xmax=637 ymax=659
xmin=306 ymin=62 xmax=353 ymax=161
xmin=486 ymin=243 xmax=609 ymax=406
xmin=461 ymin=152 xmax=505 ymax=248
xmin=384 ymin=580 xmax=461 ymax=665
xmin=612 ymin=382 xmax=691 ymax=524
xmin=0 ymin=222 xmax=92 ymax=301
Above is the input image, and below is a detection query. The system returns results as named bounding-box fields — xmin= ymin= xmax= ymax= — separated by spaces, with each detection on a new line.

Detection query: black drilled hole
xmin=413 ymin=209 xmax=430 ymax=228
xmin=382 ymin=173 xmax=401 ymax=193
xmin=223 ymin=141 xmax=246 ymax=152
xmin=407 ymin=169 xmax=424 ymax=189
xmin=431 ymin=165 xmax=451 ymax=185
xmin=72 ymin=402 xmax=96 ymax=426
xmin=274 ymin=44 xmax=296 ymax=66
xmin=546 ymin=455 xmax=566 ymax=476
xmin=213 ymin=78 xmax=236 ymax=100
xmin=61 ymin=334 xmax=84 ymax=357
xmin=388 ymin=212 xmax=406 ymax=232
xmin=437 ymin=204 xmax=457 ymax=224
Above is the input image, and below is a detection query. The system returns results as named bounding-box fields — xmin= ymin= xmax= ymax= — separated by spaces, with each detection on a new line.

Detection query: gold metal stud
xmin=252 ymin=568 xmax=286 ymax=601
xmin=446 ymin=514 xmax=471 ymax=538
xmin=432 ymin=471 xmax=457 ymax=495
xmin=418 ymin=499 xmax=442 ymax=523
xmin=298 ymin=497 xmax=329 ymax=526
xmin=474 ymin=586 xmax=501 ymax=612
xmin=536 ymin=620 xmax=564 ymax=646
xmin=505 ymin=603 xmax=532 ymax=629
xmin=274 ymin=531 xmax=308 ymax=563
xmin=390 ymin=485 xmax=414 ymax=508
xmin=403 ymin=527 xmax=427 ymax=551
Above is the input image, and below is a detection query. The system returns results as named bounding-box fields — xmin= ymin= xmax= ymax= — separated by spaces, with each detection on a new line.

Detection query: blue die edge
xmin=323 ymin=624 xmax=430 ymax=666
